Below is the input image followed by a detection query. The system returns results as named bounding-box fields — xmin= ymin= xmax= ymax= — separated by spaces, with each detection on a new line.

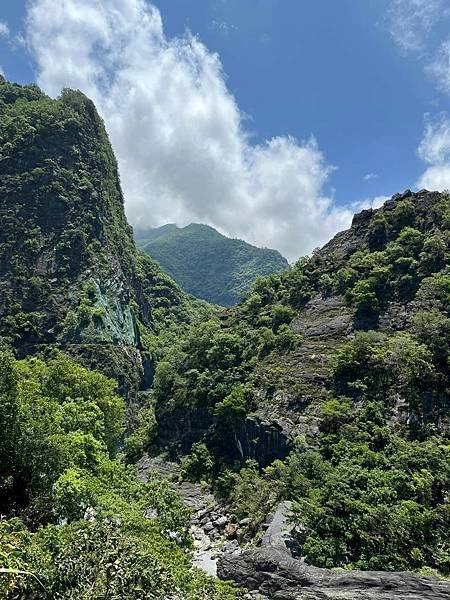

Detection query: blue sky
xmin=1 ymin=1 xmax=449 ymax=259
xmin=159 ymin=0 xmax=443 ymax=203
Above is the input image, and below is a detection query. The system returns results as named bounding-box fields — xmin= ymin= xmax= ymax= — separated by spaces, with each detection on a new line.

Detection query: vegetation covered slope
xmin=0 ymin=352 xmax=239 ymax=599
xmin=0 ymin=78 xmax=238 ymax=598
xmin=137 ymin=223 xmax=289 ymax=306
xmin=152 ymin=190 xmax=450 ymax=575
xmin=0 ymin=77 xmax=199 ymax=401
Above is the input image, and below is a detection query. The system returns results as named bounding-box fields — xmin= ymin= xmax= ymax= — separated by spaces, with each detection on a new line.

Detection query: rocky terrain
xmin=219 ymin=548 xmax=450 ymax=600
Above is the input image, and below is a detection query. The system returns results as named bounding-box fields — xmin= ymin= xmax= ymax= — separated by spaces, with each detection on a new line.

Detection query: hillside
xmin=137 ymin=222 xmax=289 ymax=305
xmin=0 ymin=76 xmax=449 ymax=599
xmin=0 ymin=77 xmax=201 ymax=401
xmin=152 ymin=189 xmax=450 ymax=583
xmin=0 ymin=79 xmax=237 ymax=599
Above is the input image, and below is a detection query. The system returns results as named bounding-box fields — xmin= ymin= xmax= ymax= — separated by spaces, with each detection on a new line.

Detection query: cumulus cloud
xmin=25 ymin=0 xmax=354 ymax=261
xmin=387 ymin=0 xmax=445 ymax=54
xmin=417 ymin=113 xmax=450 ymax=190
xmin=0 ymin=21 xmax=10 ymax=38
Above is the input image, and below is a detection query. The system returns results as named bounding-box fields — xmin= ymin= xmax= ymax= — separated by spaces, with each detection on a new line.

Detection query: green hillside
xmin=137 ymin=223 xmax=289 ymax=306
xmin=153 ymin=190 xmax=450 ymax=575
xmin=0 ymin=78 xmax=236 ymax=599
xmin=0 ymin=75 xmax=449 ymax=598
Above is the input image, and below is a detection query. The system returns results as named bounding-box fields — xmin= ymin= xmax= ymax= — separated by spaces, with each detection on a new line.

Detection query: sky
xmin=0 ymin=0 xmax=449 ymax=261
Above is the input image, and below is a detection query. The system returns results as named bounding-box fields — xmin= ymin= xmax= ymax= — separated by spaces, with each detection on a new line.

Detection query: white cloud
xmin=352 ymin=195 xmax=390 ymax=212
xmin=387 ymin=0 xmax=445 ymax=54
xmin=417 ymin=113 xmax=450 ymax=190
xmin=427 ymin=39 xmax=450 ymax=94
xmin=417 ymin=165 xmax=450 ymax=189
xmin=25 ymin=0 xmax=354 ymax=261
xmin=363 ymin=173 xmax=378 ymax=182
xmin=418 ymin=113 xmax=450 ymax=164
xmin=0 ymin=21 xmax=10 ymax=38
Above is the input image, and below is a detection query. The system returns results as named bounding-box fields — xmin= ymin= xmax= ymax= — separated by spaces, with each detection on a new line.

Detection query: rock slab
xmin=218 ymin=547 xmax=450 ymax=600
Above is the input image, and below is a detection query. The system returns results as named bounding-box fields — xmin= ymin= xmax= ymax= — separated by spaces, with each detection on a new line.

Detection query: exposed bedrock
xmin=218 ymin=547 xmax=450 ymax=600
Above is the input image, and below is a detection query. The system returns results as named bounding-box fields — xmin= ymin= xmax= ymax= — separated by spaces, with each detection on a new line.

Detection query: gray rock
xmin=218 ymin=547 xmax=450 ymax=600
xmin=215 ymin=515 xmax=228 ymax=528
xmin=203 ymin=522 xmax=214 ymax=533
xmin=222 ymin=540 xmax=240 ymax=554
xmin=261 ymin=501 xmax=294 ymax=550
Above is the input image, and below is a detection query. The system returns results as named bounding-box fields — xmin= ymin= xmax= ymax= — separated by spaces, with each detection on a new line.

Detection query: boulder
xmin=218 ymin=546 xmax=450 ymax=600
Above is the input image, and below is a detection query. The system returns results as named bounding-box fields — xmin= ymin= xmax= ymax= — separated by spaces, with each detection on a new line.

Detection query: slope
xmin=0 ymin=77 xmax=198 ymax=401
xmin=152 ymin=189 xmax=450 ymax=576
xmin=138 ymin=223 xmax=289 ymax=305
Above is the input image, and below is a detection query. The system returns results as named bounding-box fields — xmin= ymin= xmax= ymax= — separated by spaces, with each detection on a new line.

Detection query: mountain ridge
xmin=136 ymin=222 xmax=289 ymax=305
xmin=0 ymin=77 xmax=449 ymax=599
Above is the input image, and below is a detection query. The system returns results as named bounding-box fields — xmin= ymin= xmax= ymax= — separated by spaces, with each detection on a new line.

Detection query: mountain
xmin=136 ymin=223 xmax=289 ymax=305
xmin=0 ymin=75 xmax=449 ymax=599
xmin=0 ymin=77 xmax=199 ymax=402
xmin=153 ymin=189 xmax=450 ymax=584
xmin=0 ymin=78 xmax=236 ymax=599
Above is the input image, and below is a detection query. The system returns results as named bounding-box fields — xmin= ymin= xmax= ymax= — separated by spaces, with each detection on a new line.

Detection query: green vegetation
xmin=284 ymin=326 xmax=449 ymax=573
xmin=0 ymin=353 xmax=240 ymax=599
xmin=0 ymin=79 xmax=239 ymax=598
xmin=0 ymin=78 xmax=197 ymax=402
xmin=137 ymin=223 xmax=289 ymax=306
xmin=153 ymin=192 xmax=449 ymax=575
xmin=1 ymin=76 xmax=449 ymax=588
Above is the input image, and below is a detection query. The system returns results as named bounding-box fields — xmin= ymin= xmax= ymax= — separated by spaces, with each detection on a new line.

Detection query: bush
xmin=179 ymin=442 xmax=214 ymax=483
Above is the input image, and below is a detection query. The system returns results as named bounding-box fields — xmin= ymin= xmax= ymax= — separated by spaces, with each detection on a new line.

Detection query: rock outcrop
xmin=219 ymin=497 xmax=450 ymax=600
xmin=0 ymin=79 xmax=191 ymax=401
xmin=218 ymin=547 xmax=450 ymax=599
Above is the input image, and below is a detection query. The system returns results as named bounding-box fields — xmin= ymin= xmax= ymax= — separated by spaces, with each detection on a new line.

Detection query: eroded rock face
xmin=218 ymin=547 xmax=450 ymax=600
xmin=219 ymin=499 xmax=450 ymax=600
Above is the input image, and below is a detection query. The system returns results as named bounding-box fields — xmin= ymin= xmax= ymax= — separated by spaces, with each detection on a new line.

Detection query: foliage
xmin=180 ymin=442 xmax=214 ymax=483
xmin=288 ymin=431 xmax=450 ymax=573
xmin=228 ymin=460 xmax=286 ymax=534
xmin=0 ymin=78 xmax=195 ymax=401
xmin=138 ymin=223 xmax=289 ymax=306
xmin=0 ymin=352 xmax=241 ymax=599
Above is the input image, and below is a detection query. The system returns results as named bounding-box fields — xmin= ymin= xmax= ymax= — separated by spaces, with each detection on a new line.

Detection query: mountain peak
xmin=136 ymin=222 xmax=288 ymax=305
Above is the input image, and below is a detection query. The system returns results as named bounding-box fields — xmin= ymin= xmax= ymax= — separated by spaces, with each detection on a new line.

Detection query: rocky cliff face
xmin=247 ymin=189 xmax=450 ymax=448
xmin=0 ymin=79 xmax=191 ymax=399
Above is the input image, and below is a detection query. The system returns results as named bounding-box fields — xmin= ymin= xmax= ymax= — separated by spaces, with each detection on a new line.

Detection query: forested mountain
xmin=0 ymin=76 xmax=203 ymax=401
xmin=153 ymin=189 xmax=450 ymax=578
xmin=0 ymin=78 xmax=236 ymax=599
xmin=0 ymin=76 xmax=449 ymax=599
xmin=136 ymin=223 xmax=289 ymax=305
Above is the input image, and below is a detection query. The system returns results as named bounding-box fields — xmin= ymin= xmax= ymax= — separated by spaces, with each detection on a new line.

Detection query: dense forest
xmin=0 ymin=78 xmax=238 ymax=599
xmin=136 ymin=223 xmax=288 ymax=306
xmin=0 ymin=77 xmax=448 ymax=599
xmin=153 ymin=189 xmax=450 ymax=574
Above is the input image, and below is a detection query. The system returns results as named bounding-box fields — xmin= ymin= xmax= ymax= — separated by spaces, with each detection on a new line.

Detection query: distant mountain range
xmin=135 ymin=223 xmax=289 ymax=306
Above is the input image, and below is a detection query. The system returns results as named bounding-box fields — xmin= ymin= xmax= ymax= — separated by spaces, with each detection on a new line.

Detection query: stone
xmin=214 ymin=515 xmax=228 ymax=527
xmin=218 ymin=547 xmax=450 ymax=600
xmin=222 ymin=540 xmax=240 ymax=554
xmin=225 ymin=523 xmax=239 ymax=538
xmin=261 ymin=501 xmax=294 ymax=550
xmin=239 ymin=517 xmax=251 ymax=526
xmin=203 ymin=522 xmax=214 ymax=533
